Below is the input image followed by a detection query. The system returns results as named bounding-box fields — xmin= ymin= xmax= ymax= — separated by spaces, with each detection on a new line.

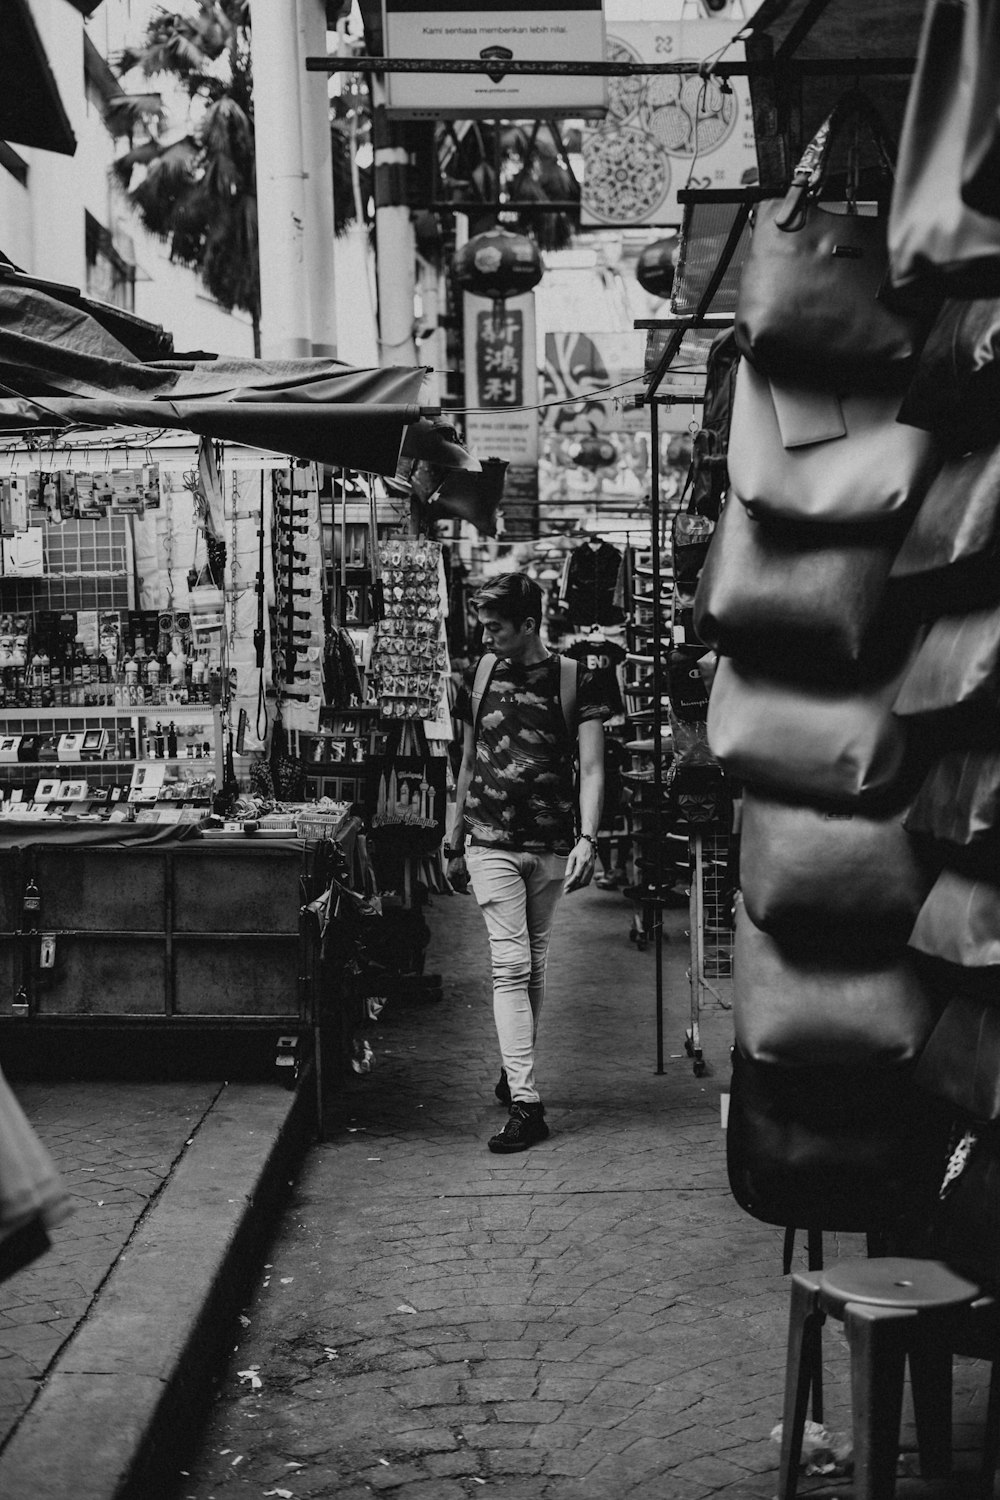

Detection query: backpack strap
xmin=559 ymin=655 xmax=579 ymax=739
xmin=471 ymin=652 xmax=498 ymax=738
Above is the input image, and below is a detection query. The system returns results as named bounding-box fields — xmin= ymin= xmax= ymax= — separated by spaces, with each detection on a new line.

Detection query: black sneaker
xmin=494 ymin=1068 xmax=512 ymax=1106
xmin=488 ymin=1101 xmax=549 ymax=1154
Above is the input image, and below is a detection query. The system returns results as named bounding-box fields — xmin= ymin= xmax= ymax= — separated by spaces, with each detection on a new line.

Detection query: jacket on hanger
xmin=560 ymin=539 xmax=626 ymax=627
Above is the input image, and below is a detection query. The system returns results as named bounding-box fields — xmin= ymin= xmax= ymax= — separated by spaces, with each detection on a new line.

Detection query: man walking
xmin=445 ymin=573 xmax=609 ymax=1153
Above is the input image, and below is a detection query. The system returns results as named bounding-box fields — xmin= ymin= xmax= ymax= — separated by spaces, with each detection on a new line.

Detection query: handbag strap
xmin=775 ymin=91 xmax=897 ymax=231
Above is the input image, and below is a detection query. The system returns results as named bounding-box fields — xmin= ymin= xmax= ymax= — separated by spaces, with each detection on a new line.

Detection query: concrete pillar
xmin=250 ymin=0 xmax=311 ymax=359
xmin=295 ymin=0 xmax=338 ymax=357
xmin=372 ymin=85 xmax=418 ymax=369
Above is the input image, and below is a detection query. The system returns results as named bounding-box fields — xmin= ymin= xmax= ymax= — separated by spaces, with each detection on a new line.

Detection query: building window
xmin=85 ymin=211 xmax=136 ymax=311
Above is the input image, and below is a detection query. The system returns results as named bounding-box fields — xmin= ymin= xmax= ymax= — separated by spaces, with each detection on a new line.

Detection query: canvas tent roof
xmin=0 ymin=278 xmax=429 ymax=476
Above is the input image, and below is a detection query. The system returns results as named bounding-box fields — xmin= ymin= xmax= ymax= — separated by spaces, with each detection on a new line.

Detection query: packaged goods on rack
xmin=370 ymin=539 xmax=450 ymax=722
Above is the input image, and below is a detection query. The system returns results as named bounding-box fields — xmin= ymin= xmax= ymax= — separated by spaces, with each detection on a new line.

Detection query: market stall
xmin=0 ymin=276 xmax=493 ymax=1088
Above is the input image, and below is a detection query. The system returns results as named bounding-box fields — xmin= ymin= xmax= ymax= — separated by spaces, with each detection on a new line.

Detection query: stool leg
xmin=845 ymin=1302 xmax=916 ymax=1500
xmin=807 ymin=1228 xmax=824 ymax=1424
xmin=908 ymin=1333 xmax=953 ymax=1479
xmin=778 ymin=1272 xmax=823 ymax=1500
xmin=980 ymin=1357 xmax=1000 ymax=1500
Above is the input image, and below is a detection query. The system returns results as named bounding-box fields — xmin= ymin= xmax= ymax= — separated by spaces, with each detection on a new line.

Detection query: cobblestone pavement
xmin=163 ymin=885 xmax=997 ymax=1500
xmin=0 ymin=1081 xmax=224 ymax=1452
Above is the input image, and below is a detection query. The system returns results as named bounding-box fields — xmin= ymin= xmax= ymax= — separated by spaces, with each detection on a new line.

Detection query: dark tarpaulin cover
xmin=0 ymin=284 xmax=428 ymax=473
xmin=0 ymin=394 xmax=423 ymax=476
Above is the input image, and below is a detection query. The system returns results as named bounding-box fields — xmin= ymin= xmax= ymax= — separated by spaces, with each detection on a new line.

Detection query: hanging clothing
xmin=562 ymin=636 xmax=626 ymax=718
xmin=559 ymin=540 xmax=627 ymax=628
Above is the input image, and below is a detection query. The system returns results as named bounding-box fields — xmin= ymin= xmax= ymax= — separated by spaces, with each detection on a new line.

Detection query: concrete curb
xmin=0 ymin=1072 xmax=316 ymax=1500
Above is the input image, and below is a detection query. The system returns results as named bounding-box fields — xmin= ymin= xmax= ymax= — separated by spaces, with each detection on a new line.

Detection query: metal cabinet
xmin=0 ymin=837 xmax=316 ymax=1080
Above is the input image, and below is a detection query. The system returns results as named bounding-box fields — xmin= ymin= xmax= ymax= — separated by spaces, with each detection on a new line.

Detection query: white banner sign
xmin=382 ymin=0 xmax=607 ymax=119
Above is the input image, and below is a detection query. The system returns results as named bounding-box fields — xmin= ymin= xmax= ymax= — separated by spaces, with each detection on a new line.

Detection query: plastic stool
xmin=778 ymin=1257 xmax=1000 ymax=1500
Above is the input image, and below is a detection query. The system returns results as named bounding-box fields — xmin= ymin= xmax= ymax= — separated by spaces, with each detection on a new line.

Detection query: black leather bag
xmin=898 ymin=298 xmax=1000 ymax=455
xmin=736 ymin=92 xmax=923 ymax=391
xmin=961 ymin=0 xmax=1000 ymax=218
xmin=707 ymin=651 xmax=912 ymax=807
xmin=889 ymin=0 xmax=1000 ymax=300
xmin=916 ymin=992 xmax=1000 ymax=1122
xmin=905 ymin=746 xmax=1000 ymax=848
xmin=893 ymin=603 xmax=1000 ymax=729
xmin=727 ymin=360 xmax=940 ymax=528
xmin=909 ymin=868 xmax=1000 ymax=968
xmin=727 ymin=1045 xmax=950 ymax=1233
xmin=694 ymin=493 xmax=909 ymax=683
xmin=733 ymin=896 xmax=937 ymax=1070
xmin=890 ymin=441 xmax=1000 ymax=613
xmin=739 ymin=788 xmax=930 ymax=949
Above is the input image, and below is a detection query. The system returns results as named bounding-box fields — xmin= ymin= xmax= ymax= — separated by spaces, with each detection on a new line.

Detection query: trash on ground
xmin=770 ymin=1418 xmax=852 ymax=1475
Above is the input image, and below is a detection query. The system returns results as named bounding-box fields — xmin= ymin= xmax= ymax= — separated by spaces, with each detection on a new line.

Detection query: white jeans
xmin=466 ymin=846 xmax=568 ymax=1104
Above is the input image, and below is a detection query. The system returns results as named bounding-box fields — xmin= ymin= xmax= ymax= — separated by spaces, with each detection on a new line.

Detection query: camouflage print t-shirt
xmin=457 ymin=653 xmax=610 ymax=854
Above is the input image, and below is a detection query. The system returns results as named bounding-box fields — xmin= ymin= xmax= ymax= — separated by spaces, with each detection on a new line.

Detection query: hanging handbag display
xmin=915 ymin=993 xmax=1000 ymax=1122
xmin=897 ymin=297 xmax=1000 ymax=456
xmin=890 ymin=440 xmax=1000 ymax=611
xmin=739 ymin=789 xmax=930 ymax=949
xmin=726 ymin=1044 xmax=950 ymax=1233
xmin=905 ymin=745 xmax=1000 ymax=849
xmin=707 ymin=652 xmax=912 ymax=807
xmin=910 ymin=868 xmax=1000 ymax=967
xmin=735 ymin=92 xmax=924 ymax=392
xmin=888 ymin=0 xmax=1000 ymax=300
xmin=733 ymin=897 xmax=936 ymax=1070
xmin=727 ymin=360 xmax=940 ymax=527
xmin=694 ymin=493 xmax=910 ymax=682
xmin=667 ymin=646 xmax=710 ymax=722
xmin=962 ymin=0 xmax=1000 ymax=217
xmin=670 ymin=509 xmax=715 ymax=583
xmin=893 ymin=603 xmax=1000 ymax=728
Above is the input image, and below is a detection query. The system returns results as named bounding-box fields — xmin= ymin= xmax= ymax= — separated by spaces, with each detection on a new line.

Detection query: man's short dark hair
xmin=473 ymin=572 xmax=543 ymax=630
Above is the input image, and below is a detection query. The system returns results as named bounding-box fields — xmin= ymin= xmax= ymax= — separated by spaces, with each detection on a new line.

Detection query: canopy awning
xmin=0 ymin=278 xmax=429 ymax=475
xmin=1 ymin=0 xmax=77 ymax=156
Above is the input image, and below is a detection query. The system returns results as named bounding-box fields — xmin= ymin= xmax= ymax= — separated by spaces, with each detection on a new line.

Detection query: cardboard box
xmin=57 ymin=732 xmax=85 ymax=761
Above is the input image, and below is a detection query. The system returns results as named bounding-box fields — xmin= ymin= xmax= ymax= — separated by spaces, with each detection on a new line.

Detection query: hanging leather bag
xmin=735 ymin=92 xmax=923 ymax=391
xmin=915 ymin=993 xmax=1000 ymax=1122
xmin=893 ymin=603 xmax=1000 ymax=728
xmin=897 ymin=297 xmax=1000 ymax=456
xmin=694 ymin=493 xmax=909 ymax=682
xmin=727 ymin=1044 xmax=949 ymax=1233
xmin=905 ymin=746 xmax=1000 ymax=848
xmin=739 ymin=788 xmax=930 ymax=948
xmin=962 ymin=0 xmax=1000 ymax=217
xmin=733 ymin=896 xmax=937 ymax=1069
xmin=727 ymin=360 xmax=940 ymax=527
xmin=910 ymin=868 xmax=1000 ymax=967
xmin=707 ymin=652 xmax=912 ymax=807
xmin=888 ymin=0 xmax=1000 ymax=300
xmin=890 ymin=440 xmax=1000 ymax=611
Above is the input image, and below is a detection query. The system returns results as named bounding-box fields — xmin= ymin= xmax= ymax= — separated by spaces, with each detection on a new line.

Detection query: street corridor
xmin=168 ymin=881 xmax=995 ymax=1499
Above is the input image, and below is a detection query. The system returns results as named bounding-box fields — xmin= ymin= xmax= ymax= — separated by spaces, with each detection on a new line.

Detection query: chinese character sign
xmin=476 ymin=309 xmax=525 ymax=408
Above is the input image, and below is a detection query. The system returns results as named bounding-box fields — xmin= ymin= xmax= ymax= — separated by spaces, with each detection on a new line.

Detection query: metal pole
xmin=251 ymin=0 xmax=311 ymax=358
xmin=650 ymin=398 xmax=664 ymax=1075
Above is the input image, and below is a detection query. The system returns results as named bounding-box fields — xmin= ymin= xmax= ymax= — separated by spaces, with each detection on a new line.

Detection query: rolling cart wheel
xmin=693 ymin=1059 xmax=707 ymax=1078
xmin=684 ymin=1032 xmax=695 ymax=1058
